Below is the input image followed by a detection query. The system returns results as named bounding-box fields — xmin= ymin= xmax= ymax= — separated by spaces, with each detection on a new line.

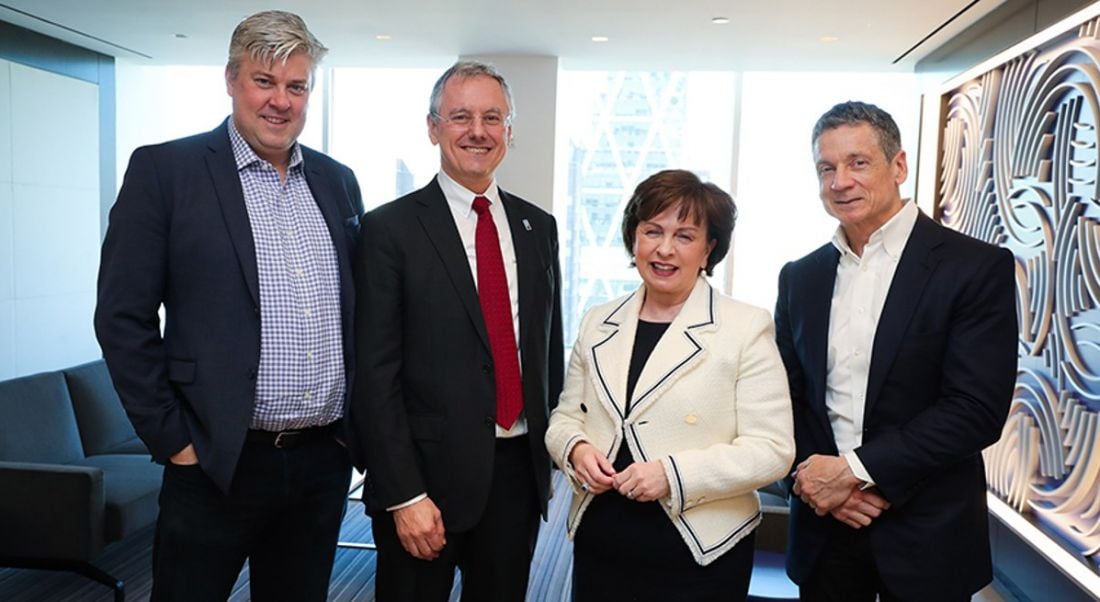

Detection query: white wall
xmin=0 ymin=58 xmax=101 ymax=378
xmin=114 ymin=60 xmax=325 ymax=191
xmin=462 ymin=54 xmax=558 ymax=214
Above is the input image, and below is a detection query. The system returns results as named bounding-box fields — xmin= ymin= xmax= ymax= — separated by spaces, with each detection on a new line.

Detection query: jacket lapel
xmin=415 ymin=177 xmax=491 ymax=351
xmin=589 ymin=291 xmax=639 ymax=423
xmin=865 ymin=214 xmax=942 ymax=416
xmin=204 ymin=120 xmax=259 ymax=309
xmin=802 ymin=245 xmax=841 ymax=434
xmin=303 ymin=152 xmax=357 ymax=354
xmin=501 ymin=189 xmax=539 ymax=356
xmin=627 ymin=277 xmax=714 ymax=418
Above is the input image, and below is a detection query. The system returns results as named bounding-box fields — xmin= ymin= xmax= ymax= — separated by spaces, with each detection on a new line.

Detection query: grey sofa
xmin=0 ymin=359 xmax=162 ymax=601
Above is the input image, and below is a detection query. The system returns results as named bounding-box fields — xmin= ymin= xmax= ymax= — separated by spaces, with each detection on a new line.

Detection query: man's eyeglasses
xmin=432 ymin=112 xmax=511 ymax=129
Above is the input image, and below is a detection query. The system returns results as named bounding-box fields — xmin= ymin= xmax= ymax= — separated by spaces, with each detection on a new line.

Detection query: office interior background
xmin=1 ymin=0 xmax=1099 ymax=600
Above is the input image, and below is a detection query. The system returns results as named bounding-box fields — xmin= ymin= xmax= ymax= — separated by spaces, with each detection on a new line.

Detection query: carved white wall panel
xmin=939 ymin=12 xmax=1100 ymax=573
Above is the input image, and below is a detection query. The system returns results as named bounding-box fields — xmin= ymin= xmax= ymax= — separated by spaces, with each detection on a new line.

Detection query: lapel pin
xmin=522 ymin=219 xmax=532 ymax=231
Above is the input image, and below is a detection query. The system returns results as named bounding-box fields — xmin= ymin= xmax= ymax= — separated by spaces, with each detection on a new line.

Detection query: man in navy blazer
xmin=774 ymin=101 xmax=1017 ymax=601
xmin=348 ymin=61 xmax=563 ymax=601
xmin=94 ymin=11 xmax=362 ymax=601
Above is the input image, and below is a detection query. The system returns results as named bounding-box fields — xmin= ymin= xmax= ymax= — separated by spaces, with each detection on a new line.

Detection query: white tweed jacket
xmin=545 ymin=276 xmax=794 ymax=565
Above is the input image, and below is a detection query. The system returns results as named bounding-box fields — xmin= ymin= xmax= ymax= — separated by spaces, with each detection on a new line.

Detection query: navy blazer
xmin=774 ymin=213 xmax=1017 ymax=600
xmin=347 ymin=177 xmax=563 ymax=531
xmin=95 ymin=119 xmax=363 ymax=492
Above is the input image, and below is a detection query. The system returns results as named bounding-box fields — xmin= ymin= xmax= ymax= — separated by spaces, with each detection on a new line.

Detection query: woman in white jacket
xmin=545 ymin=169 xmax=794 ymax=601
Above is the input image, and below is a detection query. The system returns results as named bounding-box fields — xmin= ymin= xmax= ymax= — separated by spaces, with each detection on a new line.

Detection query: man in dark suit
xmin=94 ymin=11 xmax=362 ymax=601
xmin=348 ymin=61 xmax=563 ymax=601
xmin=774 ymin=101 xmax=1017 ymax=601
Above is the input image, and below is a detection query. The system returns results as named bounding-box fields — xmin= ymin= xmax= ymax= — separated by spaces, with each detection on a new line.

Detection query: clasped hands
xmin=792 ymin=454 xmax=891 ymax=529
xmin=569 ymin=442 xmax=669 ymax=502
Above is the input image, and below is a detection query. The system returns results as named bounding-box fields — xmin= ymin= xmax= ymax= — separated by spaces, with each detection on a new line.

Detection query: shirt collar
xmin=437 ymin=170 xmax=501 ymax=218
xmin=227 ymin=118 xmax=303 ymax=172
xmin=831 ymin=199 xmax=918 ymax=260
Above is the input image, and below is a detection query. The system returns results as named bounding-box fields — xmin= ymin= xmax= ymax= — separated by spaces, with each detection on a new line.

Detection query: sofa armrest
xmin=0 ymin=461 xmax=105 ymax=561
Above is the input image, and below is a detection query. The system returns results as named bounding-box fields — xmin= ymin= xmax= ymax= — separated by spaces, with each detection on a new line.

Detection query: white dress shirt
xmin=827 ymin=200 xmax=918 ymax=485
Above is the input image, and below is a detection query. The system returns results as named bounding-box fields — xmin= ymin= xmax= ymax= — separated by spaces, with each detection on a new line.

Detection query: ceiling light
xmin=820 ymin=36 xmax=840 ymax=43
xmin=376 ymin=34 xmax=393 ymax=41
xmin=712 ymin=17 xmax=730 ymax=25
xmin=591 ymin=36 xmax=609 ymax=43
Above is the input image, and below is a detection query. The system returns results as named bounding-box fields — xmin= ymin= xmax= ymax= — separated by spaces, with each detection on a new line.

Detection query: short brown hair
xmin=621 ymin=169 xmax=737 ymax=276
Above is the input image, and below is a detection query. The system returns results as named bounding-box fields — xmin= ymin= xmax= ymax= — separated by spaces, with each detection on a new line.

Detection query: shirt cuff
xmin=844 ymin=451 xmax=876 ymax=489
xmin=386 ymin=493 xmax=427 ymax=512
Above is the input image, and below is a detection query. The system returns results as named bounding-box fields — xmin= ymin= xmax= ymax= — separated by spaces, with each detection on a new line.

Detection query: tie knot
xmin=472 ymin=196 xmax=491 ymax=216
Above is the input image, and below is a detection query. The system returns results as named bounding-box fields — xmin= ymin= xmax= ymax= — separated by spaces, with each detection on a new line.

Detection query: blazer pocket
xmin=408 ymin=415 xmax=444 ymax=441
xmin=168 ymin=359 xmax=196 ymax=384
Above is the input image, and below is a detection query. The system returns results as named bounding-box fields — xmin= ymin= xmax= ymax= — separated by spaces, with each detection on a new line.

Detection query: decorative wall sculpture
xmin=938 ymin=11 xmax=1100 ymax=572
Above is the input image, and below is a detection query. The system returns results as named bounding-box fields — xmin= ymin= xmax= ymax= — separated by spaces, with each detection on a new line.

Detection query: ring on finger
xmin=580 ymin=482 xmax=589 ymax=492
xmin=626 ymin=488 xmax=636 ymax=500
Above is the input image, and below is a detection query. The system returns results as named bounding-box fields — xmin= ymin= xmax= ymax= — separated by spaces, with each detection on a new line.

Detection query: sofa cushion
xmin=0 ymin=371 xmax=85 ymax=464
xmin=63 ymin=360 xmax=147 ymax=456
xmin=75 ymin=454 xmax=163 ymax=541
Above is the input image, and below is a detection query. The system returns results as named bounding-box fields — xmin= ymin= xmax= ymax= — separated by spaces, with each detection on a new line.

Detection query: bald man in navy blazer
xmin=774 ymin=101 xmax=1016 ymax=601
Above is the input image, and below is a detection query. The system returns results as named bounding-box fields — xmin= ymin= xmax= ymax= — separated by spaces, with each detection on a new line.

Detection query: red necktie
xmin=472 ymin=196 xmax=524 ymax=429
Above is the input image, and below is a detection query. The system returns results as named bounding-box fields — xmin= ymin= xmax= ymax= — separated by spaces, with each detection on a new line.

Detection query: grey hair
xmin=811 ymin=101 xmax=901 ymax=161
xmin=428 ymin=61 xmax=515 ymax=121
xmin=226 ymin=10 xmax=328 ymax=83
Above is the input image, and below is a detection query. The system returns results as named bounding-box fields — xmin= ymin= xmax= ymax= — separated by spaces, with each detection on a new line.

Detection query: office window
xmin=114 ymin=62 xmax=324 ymax=187
xmin=732 ymin=72 xmax=920 ymax=311
xmin=554 ymin=71 xmax=736 ymax=349
xmin=327 ymin=68 xmax=450 ymax=211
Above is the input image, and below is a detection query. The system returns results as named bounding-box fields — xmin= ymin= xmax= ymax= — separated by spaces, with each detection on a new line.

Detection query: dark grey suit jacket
xmin=95 ymin=119 xmax=363 ymax=492
xmin=348 ymin=176 xmax=563 ymax=531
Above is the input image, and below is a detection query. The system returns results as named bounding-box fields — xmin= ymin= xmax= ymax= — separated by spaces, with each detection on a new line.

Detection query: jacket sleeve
xmin=94 ymin=147 xmax=191 ymax=462
xmin=349 ymin=208 xmax=428 ymax=509
xmin=545 ymin=309 xmax=596 ymax=495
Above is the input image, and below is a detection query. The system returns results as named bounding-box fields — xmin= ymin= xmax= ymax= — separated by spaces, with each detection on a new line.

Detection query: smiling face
xmin=632 ymin=203 xmax=716 ymax=308
xmin=814 ymin=122 xmax=907 ymax=247
xmin=428 ymin=74 xmax=511 ymax=194
xmin=226 ymin=51 xmax=312 ymax=172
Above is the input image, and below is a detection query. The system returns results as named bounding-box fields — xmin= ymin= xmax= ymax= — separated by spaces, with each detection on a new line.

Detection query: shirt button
xmin=684 ymin=414 xmax=698 ymax=425
xmin=306 ymin=351 xmax=314 ymax=360
xmin=304 ymin=308 xmax=312 ymax=317
xmin=297 ymin=269 xmax=305 ymax=277
xmin=304 ymin=391 xmax=312 ymax=400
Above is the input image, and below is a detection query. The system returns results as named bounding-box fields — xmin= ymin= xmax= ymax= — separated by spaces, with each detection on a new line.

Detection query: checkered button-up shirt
xmin=229 ymin=122 xmax=346 ymax=430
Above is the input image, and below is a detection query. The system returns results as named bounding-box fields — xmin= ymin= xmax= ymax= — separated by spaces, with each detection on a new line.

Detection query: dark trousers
xmin=372 ymin=436 xmax=540 ymax=602
xmin=150 ymin=432 xmax=352 ymax=602
xmin=799 ymin=521 xmax=970 ymax=602
xmin=573 ymin=449 xmax=755 ymax=602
